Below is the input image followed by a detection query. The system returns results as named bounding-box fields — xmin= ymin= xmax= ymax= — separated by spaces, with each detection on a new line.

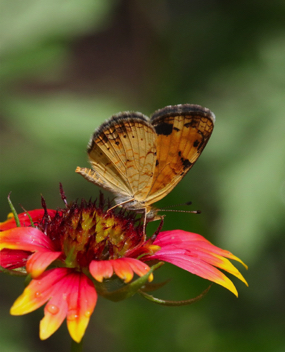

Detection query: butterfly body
xmin=76 ymin=104 xmax=215 ymax=222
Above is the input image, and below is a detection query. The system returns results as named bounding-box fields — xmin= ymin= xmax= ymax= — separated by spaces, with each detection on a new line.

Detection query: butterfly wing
xmin=76 ymin=112 xmax=157 ymax=204
xmin=144 ymin=104 xmax=215 ymax=205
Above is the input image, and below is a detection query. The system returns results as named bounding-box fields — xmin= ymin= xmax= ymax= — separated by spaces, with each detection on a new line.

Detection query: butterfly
xmin=76 ymin=104 xmax=215 ymax=226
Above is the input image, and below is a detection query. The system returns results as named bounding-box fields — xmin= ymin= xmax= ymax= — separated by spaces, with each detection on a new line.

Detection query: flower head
xmin=0 ymin=193 xmax=247 ymax=342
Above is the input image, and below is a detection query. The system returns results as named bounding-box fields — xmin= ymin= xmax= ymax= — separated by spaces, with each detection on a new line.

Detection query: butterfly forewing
xmin=145 ymin=105 xmax=215 ymax=204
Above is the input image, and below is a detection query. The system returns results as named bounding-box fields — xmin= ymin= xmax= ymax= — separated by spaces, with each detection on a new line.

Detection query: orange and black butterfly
xmin=76 ymin=104 xmax=215 ymax=224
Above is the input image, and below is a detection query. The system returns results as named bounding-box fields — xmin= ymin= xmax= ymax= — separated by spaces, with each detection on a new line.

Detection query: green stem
xmin=71 ymin=338 xmax=84 ymax=352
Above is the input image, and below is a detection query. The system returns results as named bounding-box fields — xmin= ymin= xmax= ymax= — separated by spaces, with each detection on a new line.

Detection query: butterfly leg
xmin=149 ymin=216 xmax=165 ymax=241
xmin=107 ymin=198 xmax=136 ymax=213
xmin=143 ymin=211 xmax=148 ymax=235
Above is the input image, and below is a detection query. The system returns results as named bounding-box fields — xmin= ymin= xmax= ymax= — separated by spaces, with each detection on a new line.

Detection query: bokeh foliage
xmin=1 ymin=1 xmax=285 ymax=351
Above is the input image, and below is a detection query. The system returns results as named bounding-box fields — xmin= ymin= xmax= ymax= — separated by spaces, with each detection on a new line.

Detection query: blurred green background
xmin=1 ymin=0 xmax=285 ymax=351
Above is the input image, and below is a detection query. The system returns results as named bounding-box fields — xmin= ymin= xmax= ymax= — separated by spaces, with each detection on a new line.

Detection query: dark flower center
xmin=39 ymin=198 xmax=145 ymax=269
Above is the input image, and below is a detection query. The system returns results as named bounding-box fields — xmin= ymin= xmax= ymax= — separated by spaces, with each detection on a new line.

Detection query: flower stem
xmin=71 ymin=338 xmax=84 ymax=352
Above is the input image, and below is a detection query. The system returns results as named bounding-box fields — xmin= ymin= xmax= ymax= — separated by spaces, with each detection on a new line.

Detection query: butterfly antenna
xmin=158 ymin=208 xmax=201 ymax=214
xmin=157 ymin=200 xmax=201 ymax=214
xmin=159 ymin=201 xmax=193 ymax=209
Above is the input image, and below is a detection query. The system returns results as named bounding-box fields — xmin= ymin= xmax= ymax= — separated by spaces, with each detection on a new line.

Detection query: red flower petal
xmin=111 ymin=258 xmax=134 ymax=283
xmin=89 ymin=260 xmax=113 ymax=282
xmin=154 ymin=230 xmax=247 ymax=268
xmin=66 ymin=273 xmax=97 ymax=343
xmin=26 ymin=250 xmax=62 ymax=278
xmin=11 ymin=268 xmax=97 ymax=342
xmin=90 ymin=258 xmax=152 ymax=283
xmin=40 ymin=275 xmax=70 ymax=340
xmin=0 ymin=248 xmax=30 ymax=269
xmin=0 ymin=209 xmax=56 ymax=231
xmin=123 ymin=258 xmax=153 ymax=282
xmin=10 ymin=268 xmax=68 ymax=315
xmin=150 ymin=249 xmax=239 ymax=295
xmin=0 ymin=227 xmax=54 ymax=252
xmin=145 ymin=230 xmax=247 ymax=296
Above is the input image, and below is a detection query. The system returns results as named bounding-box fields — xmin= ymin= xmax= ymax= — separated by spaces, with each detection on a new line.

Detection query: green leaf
xmin=7 ymin=193 xmax=20 ymax=227
xmin=21 ymin=207 xmax=35 ymax=228
xmin=0 ymin=265 xmax=27 ymax=276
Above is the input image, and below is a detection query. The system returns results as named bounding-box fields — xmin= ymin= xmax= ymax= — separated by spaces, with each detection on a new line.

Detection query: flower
xmin=0 ymin=194 xmax=247 ymax=343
